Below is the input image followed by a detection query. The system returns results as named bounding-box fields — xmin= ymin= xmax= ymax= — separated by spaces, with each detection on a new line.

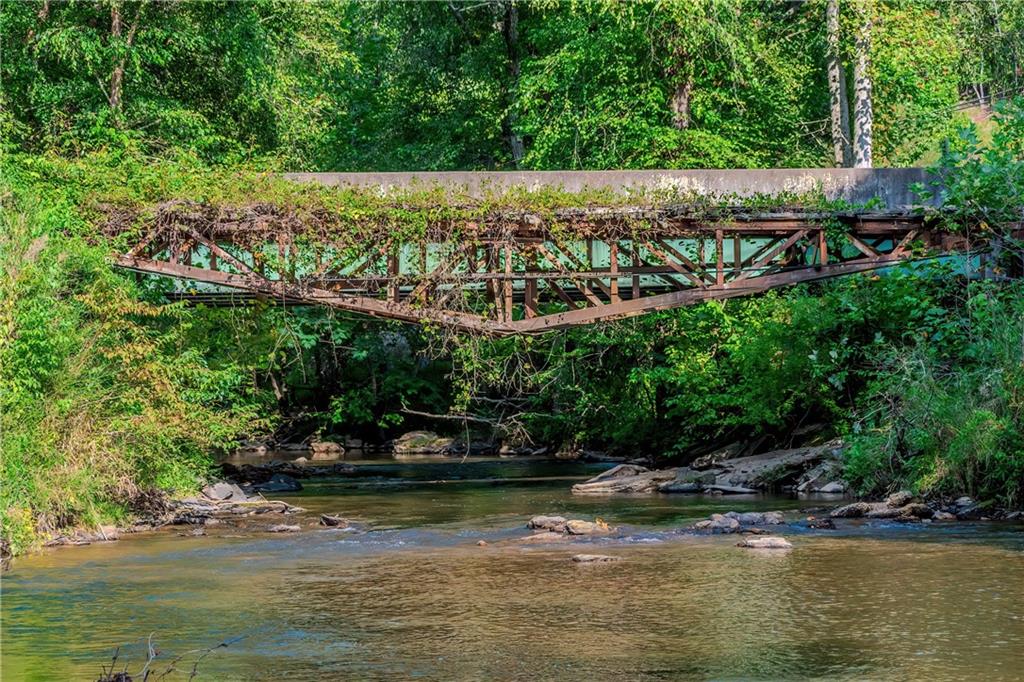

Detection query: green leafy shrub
xmin=845 ymin=283 xmax=1024 ymax=506
xmin=0 ymin=162 xmax=267 ymax=553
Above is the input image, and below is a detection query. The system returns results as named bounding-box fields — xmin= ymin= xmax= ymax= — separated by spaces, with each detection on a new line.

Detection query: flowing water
xmin=3 ymin=457 xmax=1024 ymax=681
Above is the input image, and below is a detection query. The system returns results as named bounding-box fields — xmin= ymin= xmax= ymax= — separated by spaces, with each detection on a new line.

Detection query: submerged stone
xmin=572 ymin=554 xmax=621 ymax=563
xmin=737 ymin=537 xmax=793 ymax=549
xmin=266 ymin=524 xmax=301 ymax=533
xmin=253 ymin=474 xmax=303 ymax=493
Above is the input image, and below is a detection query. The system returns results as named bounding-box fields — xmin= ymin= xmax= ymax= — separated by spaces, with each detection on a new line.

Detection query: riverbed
xmin=3 ymin=457 xmax=1024 ymax=680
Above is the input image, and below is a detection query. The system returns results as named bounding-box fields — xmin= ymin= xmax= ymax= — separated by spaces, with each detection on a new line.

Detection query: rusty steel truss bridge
xmin=113 ymin=169 xmax=974 ymax=335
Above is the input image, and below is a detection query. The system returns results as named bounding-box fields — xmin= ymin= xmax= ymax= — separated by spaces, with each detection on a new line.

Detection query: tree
xmin=499 ymin=0 xmax=526 ymax=166
xmin=852 ymin=0 xmax=874 ymax=168
xmin=826 ymin=0 xmax=852 ymax=166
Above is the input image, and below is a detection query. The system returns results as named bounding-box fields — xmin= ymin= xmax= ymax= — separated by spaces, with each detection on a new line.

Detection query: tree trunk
xmin=826 ymin=0 xmax=852 ymax=166
xmin=109 ymin=3 xmax=123 ymax=113
xmin=108 ymin=1 xmax=143 ymax=119
xmin=500 ymin=1 xmax=525 ymax=167
xmin=671 ymin=76 xmax=693 ymax=130
xmin=852 ymin=0 xmax=874 ymax=168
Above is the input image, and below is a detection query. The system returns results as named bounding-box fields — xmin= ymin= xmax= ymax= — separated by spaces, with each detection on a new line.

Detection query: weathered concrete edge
xmin=284 ymin=169 xmax=937 ymax=208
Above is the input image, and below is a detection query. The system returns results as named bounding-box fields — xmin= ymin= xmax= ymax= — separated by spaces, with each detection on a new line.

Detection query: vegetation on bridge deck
xmin=1 ymin=0 xmax=1023 ymax=554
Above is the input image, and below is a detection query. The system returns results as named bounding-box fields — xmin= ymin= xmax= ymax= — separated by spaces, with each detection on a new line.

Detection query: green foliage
xmin=1 ymin=0 xmax=997 ymax=169
xmin=918 ymin=98 xmax=1024 ymax=236
xmin=0 ymin=160 xmax=268 ymax=553
xmin=0 ymin=0 xmax=355 ymax=163
xmin=844 ymin=282 xmax=1024 ymax=506
xmin=447 ymin=268 xmax=961 ymax=454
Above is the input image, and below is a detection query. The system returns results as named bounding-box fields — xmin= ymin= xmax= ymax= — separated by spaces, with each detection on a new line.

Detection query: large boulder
xmin=797 ymin=460 xmax=847 ymax=493
xmin=572 ymin=465 xmax=678 ymax=495
xmin=711 ymin=441 xmax=844 ymax=490
xmin=392 ymin=431 xmax=454 ymax=457
xmin=690 ymin=442 xmax=744 ymax=470
xmin=885 ymin=490 xmax=914 ymax=508
xmin=573 ymin=441 xmax=842 ymax=496
xmin=528 ymin=515 xmax=568 ymax=532
xmin=658 ymin=468 xmax=717 ymax=493
xmin=202 ymin=481 xmax=249 ymax=502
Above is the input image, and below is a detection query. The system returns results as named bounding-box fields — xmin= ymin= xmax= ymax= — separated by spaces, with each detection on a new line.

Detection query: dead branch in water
xmin=95 ymin=634 xmax=244 ymax=681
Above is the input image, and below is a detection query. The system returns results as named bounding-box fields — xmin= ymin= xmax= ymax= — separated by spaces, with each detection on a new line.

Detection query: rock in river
xmin=528 ymin=515 xmax=568 ymax=532
xmin=724 ymin=511 xmax=785 ymax=525
xmin=575 ymin=441 xmax=844 ymax=495
xmin=830 ymin=490 xmax=933 ymax=521
xmin=310 ymin=440 xmax=345 ymax=459
xmin=572 ymin=464 xmax=677 ymax=495
xmin=737 ymin=537 xmax=793 ymax=550
xmin=572 ymin=554 xmax=621 ymax=563
xmin=252 ymin=473 xmax=303 ymax=493
xmin=392 ymin=430 xmax=455 ymax=457
xmin=693 ymin=510 xmax=786 ymax=533
xmin=202 ymin=481 xmax=249 ymax=502
xmin=319 ymin=514 xmax=349 ymax=527
xmin=565 ymin=519 xmax=610 ymax=535
xmin=693 ymin=514 xmax=741 ymax=533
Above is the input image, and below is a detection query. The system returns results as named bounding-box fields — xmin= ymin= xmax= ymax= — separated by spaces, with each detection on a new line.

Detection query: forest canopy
xmin=3 ymin=0 xmax=1022 ymax=169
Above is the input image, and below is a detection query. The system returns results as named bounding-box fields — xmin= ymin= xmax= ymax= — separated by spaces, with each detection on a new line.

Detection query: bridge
xmin=113 ymin=169 xmax=967 ymax=335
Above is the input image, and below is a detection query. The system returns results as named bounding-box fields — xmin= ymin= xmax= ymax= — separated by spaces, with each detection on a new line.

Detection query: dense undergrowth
xmin=0 ymin=162 xmax=272 ymax=553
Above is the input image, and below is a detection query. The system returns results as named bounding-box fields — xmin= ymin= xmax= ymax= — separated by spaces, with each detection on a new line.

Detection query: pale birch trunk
xmin=852 ymin=0 xmax=874 ymax=168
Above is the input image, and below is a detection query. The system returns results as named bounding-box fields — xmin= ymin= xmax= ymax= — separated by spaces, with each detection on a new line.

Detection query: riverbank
xmin=14 ymin=448 xmax=1022 ymax=568
xmin=9 ymin=435 xmax=1022 ymax=566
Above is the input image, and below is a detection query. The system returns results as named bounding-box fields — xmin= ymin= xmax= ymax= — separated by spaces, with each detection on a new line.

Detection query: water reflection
xmin=3 ymin=460 xmax=1023 ymax=681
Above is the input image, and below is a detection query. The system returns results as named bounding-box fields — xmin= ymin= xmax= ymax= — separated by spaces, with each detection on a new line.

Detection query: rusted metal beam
xmin=507 ymin=255 xmax=913 ymax=333
xmin=116 ymin=254 xmax=502 ymax=334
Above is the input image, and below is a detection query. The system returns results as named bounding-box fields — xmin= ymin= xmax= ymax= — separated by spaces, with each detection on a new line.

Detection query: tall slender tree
xmin=826 ymin=0 xmax=852 ymax=167
xmin=499 ymin=0 xmax=526 ymax=167
xmin=852 ymin=0 xmax=874 ymax=168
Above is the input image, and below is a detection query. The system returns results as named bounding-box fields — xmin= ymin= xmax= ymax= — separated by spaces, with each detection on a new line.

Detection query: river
xmin=3 ymin=457 xmax=1024 ymax=681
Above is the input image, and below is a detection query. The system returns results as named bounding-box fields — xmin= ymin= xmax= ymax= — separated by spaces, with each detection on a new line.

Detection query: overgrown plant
xmin=845 ymin=282 xmax=1024 ymax=506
